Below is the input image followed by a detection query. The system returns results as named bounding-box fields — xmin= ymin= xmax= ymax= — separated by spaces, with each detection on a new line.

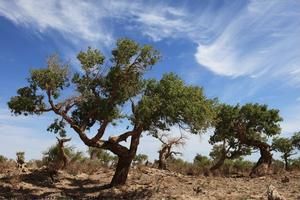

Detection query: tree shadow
xmin=98 ymin=187 xmax=154 ymax=200
xmin=20 ymin=169 xmax=56 ymax=188
xmin=0 ymin=170 xmax=154 ymax=199
xmin=0 ymin=182 xmax=153 ymax=199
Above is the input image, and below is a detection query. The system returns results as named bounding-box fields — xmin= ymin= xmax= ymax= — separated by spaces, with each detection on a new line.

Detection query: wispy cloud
xmin=195 ymin=0 xmax=300 ymax=82
xmin=1 ymin=0 xmax=299 ymax=84
xmin=0 ymin=0 xmax=113 ymax=46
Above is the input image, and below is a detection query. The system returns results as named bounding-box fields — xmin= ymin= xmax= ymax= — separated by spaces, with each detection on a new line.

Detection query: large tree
xmin=213 ymin=104 xmax=282 ymax=177
xmin=8 ymin=39 xmax=215 ymax=186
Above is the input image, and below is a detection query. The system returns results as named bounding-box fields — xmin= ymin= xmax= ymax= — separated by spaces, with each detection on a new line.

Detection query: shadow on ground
xmin=0 ymin=169 xmax=154 ymax=199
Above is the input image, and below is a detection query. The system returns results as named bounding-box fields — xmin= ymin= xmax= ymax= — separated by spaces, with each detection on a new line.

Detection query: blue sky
xmin=0 ymin=0 xmax=300 ymax=162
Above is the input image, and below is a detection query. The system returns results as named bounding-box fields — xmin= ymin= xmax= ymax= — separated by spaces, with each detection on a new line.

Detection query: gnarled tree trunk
xmin=210 ymin=153 xmax=226 ymax=171
xmin=109 ymin=129 xmax=142 ymax=187
xmin=283 ymin=155 xmax=289 ymax=171
xmin=250 ymin=144 xmax=272 ymax=177
xmin=158 ymin=149 xmax=168 ymax=170
xmin=110 ymin=155 xmax=134 ymax=186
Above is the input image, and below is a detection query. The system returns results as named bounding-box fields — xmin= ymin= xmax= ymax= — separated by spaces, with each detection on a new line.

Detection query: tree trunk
xmin=250 ymin=145 xmax=272 ymax=177
xmin=110 ymin=155 xmax=133 ymax=187
xmin=210 ymin=153 xmax=226 ymax=171
xmin=158 ymin=156 xmax=167 ymax=170
xmin=284 ymin=155 xmax=289 ymax=171
xmin=109 ymin=129 xmax=142 ymax=187
xmin=158 ymin=146 xmax=169 ymax=170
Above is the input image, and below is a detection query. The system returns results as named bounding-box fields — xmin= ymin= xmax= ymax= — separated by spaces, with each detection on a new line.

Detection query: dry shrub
xmin=0 ymin=158 xmax=16 ymax=174
xmin=26 ymin=159 xmax=44 ymax=169
xmin=219 ymin=159 xmax=254 ymax=176
xmin=66 ymin=159 xmax=111 ymax=175
xmin=290 ymin=158 xmax=300 ymax=171
xmin=165 ymin=157 xmax=254 ymax=177
xmin=271 ymin=159 xmax=285 ymax=174
xmin=166 ymin=158 xmax=209 ymax=176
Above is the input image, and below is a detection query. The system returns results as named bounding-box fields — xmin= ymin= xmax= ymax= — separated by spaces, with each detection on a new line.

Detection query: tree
xmin=193 ymin=154 xmax=211 ymax=168
xmin=291 ymin=131 xmax=300 ymax=150
xmin=209 ymin=139 xmax=251 ymax=171
xmin=0 ymin=155 xmax=7 ymax=163
xmin=42 ymin=137 xmax=81 ymax=169
xmin=8 ymin=39 xmax=215 ymax=186
xmin=154 ymin=132 xmax=187 ymax=170
xmin=213 ymin=103 xmax=282 ymax=177
xmin=16 ymin=151 xmax=25 ymax=168
xmin=272 ymin=132 xmax=300 ymax=170
xmin=272 ymin=137 xmax=294 ymax=170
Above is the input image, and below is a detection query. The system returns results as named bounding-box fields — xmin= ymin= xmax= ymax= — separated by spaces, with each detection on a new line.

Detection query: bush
xmin=87 ymin=147 xmax=117 ymax=167
xmin=16 ymin=152 xmax=25 ymax=165
xmin=272 ymin=159 xmax=285 ymax=174
xmin=291 ymin=158 xmax=300 ymax=171
xmin=0 ymin=155 xmax=7 ymax=163
xmin=42 ymin=145 xmax=85 ymax=166
xmin=220 ymin=158 xmax=253 ymax=176
xmin=133 ymin=154 xmax=148 ymax=165
xmin=0 ymin=159 xmax=16 ymax=173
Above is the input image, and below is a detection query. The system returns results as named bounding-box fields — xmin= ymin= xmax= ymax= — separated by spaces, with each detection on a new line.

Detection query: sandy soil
xmin=0 ymin=166 xmax=299 ymax=199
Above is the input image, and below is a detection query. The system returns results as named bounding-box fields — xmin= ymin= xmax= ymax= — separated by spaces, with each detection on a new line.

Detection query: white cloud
xmin=194 ymin=0 xmax=300 ymax=82
xmin=1 ymin=0 xmax=300 ymax=84
xmin=0 ymin=0 xmax=113 ymax=46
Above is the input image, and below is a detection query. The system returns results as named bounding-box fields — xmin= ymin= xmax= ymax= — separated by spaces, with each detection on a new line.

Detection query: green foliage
xmin=8 ymin=38 xmax=215 ymax=145
xmin=212 ymin=103 xmax=282 ymax=150
xmin=136 ymin=73 xmax=216 ymax=134
xmin=291 ymin=132 xmax=300 ymax=150
xmin=8 ymin=38 xmax=218 ymax=185
xmin=272 ymin=132 xmax=300 ymax=169
xmin=133 ymin=154 xmax=148 ymax=165
xmin=291 ymin=157 xmax=300 ymax=169
xmin=0 ymin=155 xmax=7 ymax=163
xmin=77 ymin=47 xmax=105 ymax=72
xmin=47 ymin=119 xmax=67 ymax=137
xmin=272 ymin=137 xmax=294 ymax=157
xmin=42 ymin=145 xmax=85 ymax=165
xmin=87 ymin=147 xmax=116 ymax=165
xmin=209 ymin=144 xmax=224 ymax=160
xmin=193 ymin=154 xmax=211 ymax=167
xmin=7 ymin=86 xmax=45 ymax=116
xmin=222 ymin=158 xmax=254 ymax=174
xmin=16 ymin=152 xmax=25 ymax=164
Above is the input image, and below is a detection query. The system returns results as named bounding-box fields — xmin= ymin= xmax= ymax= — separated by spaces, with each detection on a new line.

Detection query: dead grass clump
xmin=66 ymin=159 xmax=110 ymax=175
xmin=0 ymin=159 xmax=16 ymax=174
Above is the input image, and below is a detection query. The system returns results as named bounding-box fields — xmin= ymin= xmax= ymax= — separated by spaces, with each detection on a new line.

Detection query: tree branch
xmin=108 ymin=130 xmax=135 ymax=143
xmin=91 ymin=120 xmax=109 ymax=143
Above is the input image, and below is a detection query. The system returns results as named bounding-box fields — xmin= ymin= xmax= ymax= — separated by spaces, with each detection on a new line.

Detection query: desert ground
xmin=0 ymin=165 xmax=299 ymax=199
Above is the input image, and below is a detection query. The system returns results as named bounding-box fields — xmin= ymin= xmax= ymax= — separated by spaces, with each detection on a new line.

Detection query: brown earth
xmin=0 ymin=166 xmax=299 ymax=199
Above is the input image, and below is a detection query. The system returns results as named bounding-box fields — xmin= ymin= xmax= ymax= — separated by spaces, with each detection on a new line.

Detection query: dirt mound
xmin=0 ymin=166 xmax=299 ymax=199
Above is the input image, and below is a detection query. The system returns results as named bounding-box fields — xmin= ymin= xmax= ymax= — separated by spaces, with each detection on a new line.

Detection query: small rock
xmin=267 ymin=184 xmax=286 ymax=200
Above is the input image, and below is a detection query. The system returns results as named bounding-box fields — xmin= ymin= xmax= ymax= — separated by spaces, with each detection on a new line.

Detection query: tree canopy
xmin=8 ymin=38 xmax=216 ymax=186
xmin=272 ymin=132 xmax=300 ymax=170
xmin=212 ymin=103 xmax=282 ymax=176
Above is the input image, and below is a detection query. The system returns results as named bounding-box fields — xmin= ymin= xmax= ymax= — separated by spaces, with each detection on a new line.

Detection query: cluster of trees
xmin=7 ymin=39 xmax=300 ymax=186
